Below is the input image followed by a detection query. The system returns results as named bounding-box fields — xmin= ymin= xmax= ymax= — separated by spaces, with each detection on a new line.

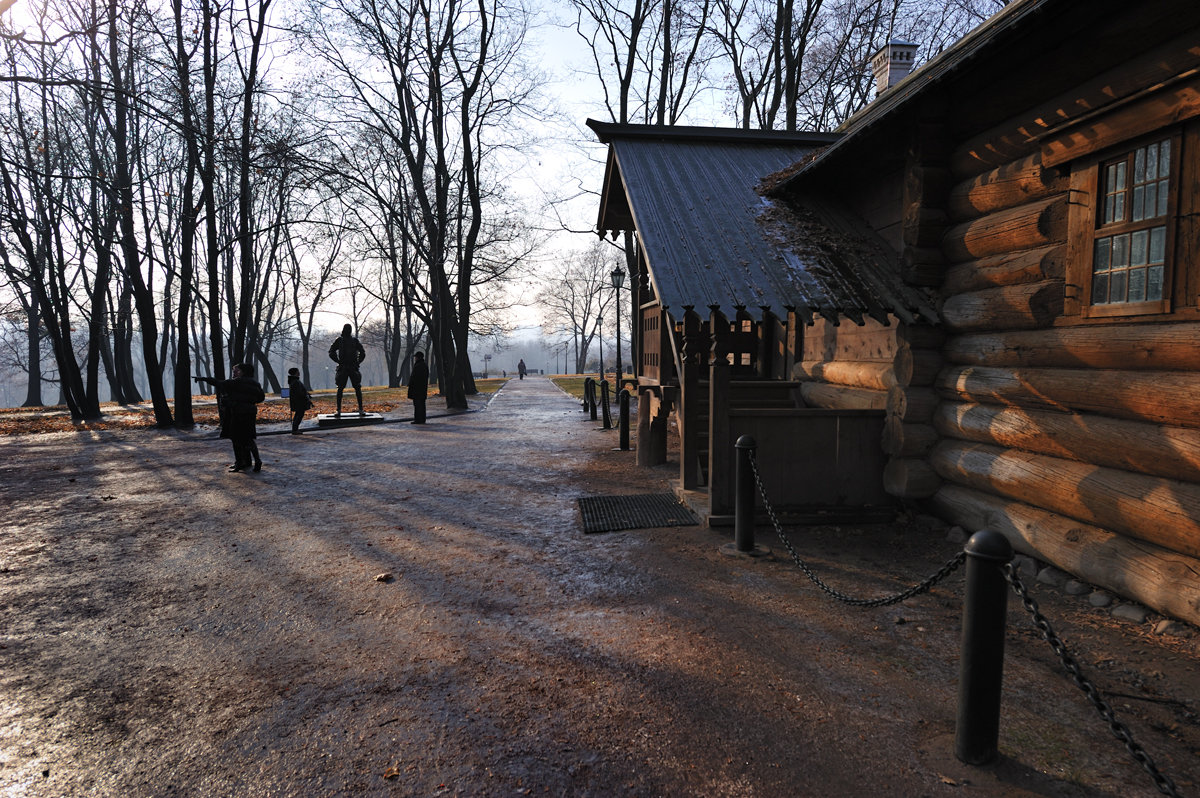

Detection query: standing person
xmin=287 ymin=367 xmax=314 ymax=434
xmin=328 ymin=323 xmax=367 ymax=416
xmin=196 ymin=364 xmax=265 ymax=472
xmin=408 ymin=351 xmax=429 ymax=425
xmin=517 ymin=359 xmax=527 ymax=380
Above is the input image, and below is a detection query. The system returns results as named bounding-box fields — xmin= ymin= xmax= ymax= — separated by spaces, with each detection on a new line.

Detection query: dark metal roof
xmin=588 ymin=120 xmax=939 ymax=325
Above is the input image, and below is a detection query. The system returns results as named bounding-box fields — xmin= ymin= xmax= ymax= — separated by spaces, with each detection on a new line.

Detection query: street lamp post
xmin=483 ymin=354 xmax=491 ymax=378
xmin=611 ymin=265 xmax=626 ymax=388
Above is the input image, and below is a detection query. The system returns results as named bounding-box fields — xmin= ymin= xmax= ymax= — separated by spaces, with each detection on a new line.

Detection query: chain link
xmin=746 ymin=449 xmax=1180 ymax=796
xmin=1004 ymin=566 xmax=1180 ymax=797
xmin=748 ymin=451 xmax=965 ymax=607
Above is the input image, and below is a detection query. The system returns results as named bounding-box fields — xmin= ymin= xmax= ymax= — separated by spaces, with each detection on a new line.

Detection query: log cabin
xmin=590 ymin=0 xmax=1200 ymax=626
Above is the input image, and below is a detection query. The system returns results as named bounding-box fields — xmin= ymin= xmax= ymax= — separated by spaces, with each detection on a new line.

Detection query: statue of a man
xmin=328 ymin=323 xmax=367 ymax=416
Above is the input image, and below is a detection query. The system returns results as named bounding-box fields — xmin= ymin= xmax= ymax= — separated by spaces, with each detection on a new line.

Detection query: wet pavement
xmin=1 ymin=376 xmax=1197 ymax=796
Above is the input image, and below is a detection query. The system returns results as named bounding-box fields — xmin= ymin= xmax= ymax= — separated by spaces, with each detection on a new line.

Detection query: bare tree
xmin=537 ymin=238 xmax=620 ymax=373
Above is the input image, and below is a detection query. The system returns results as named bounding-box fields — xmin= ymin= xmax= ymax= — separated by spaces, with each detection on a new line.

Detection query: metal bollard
xmin=585 ymin=378 xmax=598 ymax=421
xmin=600 ymin=380 xmax=612 ymax=429
xmin=734 ymin=435 xmax=757 ymax=552
xmin=955 ymin=528 xmax=1014 ymax=766
xmin=618 ymin=389 xmax=631 ymax=450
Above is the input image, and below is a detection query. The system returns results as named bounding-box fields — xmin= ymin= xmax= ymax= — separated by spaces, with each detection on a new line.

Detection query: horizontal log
xmin=948 ymin=153 xmax=1068 ymax=222
xmin=943 ymin=322 xmax=1200 ymax=370
xmin=902 ymin=206 xmax=949 ymax=249
xmin=1042 ymin=73 xmax=1200 ymax=168
xmin=895 ymin=322 xmax=945 ymax=351
xmin=900 ymin=249 xmax=947 ymax=288
xmin=882 ymin=457 xmax=940 ymax=499
xmin=886 ymin=386 xmax=939 ymax=424
xmin=933 ymin=401 xmax=1200 ymax=484
xmin=941 ymin=280 xmax=1064 ymax=333
xmin=892 ymin=347 xmax=941 ymax=386
xmin=936 ymin=365 xmax=1200 ymax=429
xmin=882 ymin=417 xmax=938 ymax=458
xmin=929 ymin=485 xmax=1200 ymax=626
xmin=942 ymin=245 xmax=1066 ymax=295
xmin=798 ymin=382 xmax=887 ymax=411
xmin=802 ymin=317 xmax=897 ymax=363
xmin=930 ymin=441 xmax=1200 ymax=560
xmin=949 ymin=28 xmax=1200 ymax=176
xmin=794 ymin=360 xmax=895 ymax=392
xmin=943 ymin=195 xmax=1067 ymax=263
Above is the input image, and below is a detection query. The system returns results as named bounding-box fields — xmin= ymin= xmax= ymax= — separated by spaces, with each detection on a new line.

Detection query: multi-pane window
xmin=1092 ymin=138 xmax=1172 ymax=305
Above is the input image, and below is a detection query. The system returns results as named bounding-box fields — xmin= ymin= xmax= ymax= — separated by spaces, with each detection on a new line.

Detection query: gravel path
xmin=1 ymin=377 xmax=1197 ymax=796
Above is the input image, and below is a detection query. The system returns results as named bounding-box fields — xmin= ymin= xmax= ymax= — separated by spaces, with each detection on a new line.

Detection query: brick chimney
xmin=871 ymin=40 xmax=918 ymax=97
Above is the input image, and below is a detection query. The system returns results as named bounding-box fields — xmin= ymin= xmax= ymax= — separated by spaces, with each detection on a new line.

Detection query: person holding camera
xmin=196 ymin=363 xmax=266 ymax=472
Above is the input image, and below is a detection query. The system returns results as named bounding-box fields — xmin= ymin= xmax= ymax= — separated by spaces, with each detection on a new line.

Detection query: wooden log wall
xmin=929 ymin=485 xmax=1200 ymax=624
xmin=931 ymin=84 xmax=1200 ymax=624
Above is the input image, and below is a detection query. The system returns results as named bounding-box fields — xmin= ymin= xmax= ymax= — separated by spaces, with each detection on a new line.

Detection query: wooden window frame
xmin=1066 ymin=129 xmax=1183 ymax=320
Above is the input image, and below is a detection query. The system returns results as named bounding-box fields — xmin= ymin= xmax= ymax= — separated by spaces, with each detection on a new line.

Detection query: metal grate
xmin=577 ymin=493 xmax=700 ymax=534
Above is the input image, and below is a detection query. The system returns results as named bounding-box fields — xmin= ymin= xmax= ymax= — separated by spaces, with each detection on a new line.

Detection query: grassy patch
xmin=551 ymin=375 xmax=635 ymax=400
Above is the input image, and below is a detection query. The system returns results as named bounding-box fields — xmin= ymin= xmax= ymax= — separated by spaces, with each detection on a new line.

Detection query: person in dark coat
xmin=517 ymin=359 xmax=527 ymax=380
xmin=328 ymin=323 xmax=367 ymax=416
xmin=408 ymin=351 xmax=429 ymax=424
xmin=196 ymin=363 xmax=265 ymax=472
xmin=287 ymin=367 xmax=314 ymax=434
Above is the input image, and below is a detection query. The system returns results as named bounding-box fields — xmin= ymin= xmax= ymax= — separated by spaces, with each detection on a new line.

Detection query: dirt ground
xmin=1 ymin=377 xmax=1197 ymax=797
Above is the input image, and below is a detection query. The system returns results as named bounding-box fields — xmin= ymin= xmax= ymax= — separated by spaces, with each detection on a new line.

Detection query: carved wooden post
xmin=708 ymin=308 xmax=733 ymax=515
xmin=681 ymin=308 xmax=703 ymax=489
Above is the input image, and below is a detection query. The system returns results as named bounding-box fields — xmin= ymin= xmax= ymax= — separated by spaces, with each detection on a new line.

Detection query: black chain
xmin=1004 ymin=565 xmax=1181 ymax=797
xmin=748 ymin=452 xmax=966 ymax=607
xmin=747 ymin=450 xmax=1180 ymax=796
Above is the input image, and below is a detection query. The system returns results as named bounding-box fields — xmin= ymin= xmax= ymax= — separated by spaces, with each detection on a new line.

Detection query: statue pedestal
xmin=316 ymin=412 xmax=386 ymax=429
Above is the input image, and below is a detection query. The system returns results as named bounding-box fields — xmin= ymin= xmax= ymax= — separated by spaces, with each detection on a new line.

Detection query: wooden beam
xmin=948 ymin=153 xmax=1068 ymax=222
xmin=930 ymin=441 xmax=1200 ymax=560
xmin=929 ymin=485 xmax=1200 ymax=626
xmin=799 ymin=382 xmax=888 ymax=411
xmin=941 ymin=280 xmax=1064 ymax=332
xmin=1041 ymin=73 xmax=1200 ymax=168
xmin=949 ymin=29 xmax=1200 ymax=176
xmin=882 ymin=457 xmax=940 ymax=498
xmin=934 ymin=401 xmax=1200 ymax=484
xmin=943 ymin=195 xmax=1067 ymax=263
xmin=942 ymin=245 xmax=1065 ymax=295
xmin=944 ymin=321 xmax=1200 ymax=370
xmin=936 ymin=364 xmax=1200 ymax=428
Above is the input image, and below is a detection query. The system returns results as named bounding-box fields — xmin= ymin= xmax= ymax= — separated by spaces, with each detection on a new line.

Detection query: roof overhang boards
xmin=587 ymin=119 xmax=936 ymax=327
xmin=596 ymin=148 xmax=634 ymax=237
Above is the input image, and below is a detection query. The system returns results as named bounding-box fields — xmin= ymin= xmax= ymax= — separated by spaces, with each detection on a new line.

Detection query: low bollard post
xmin=955 ymin=528 xmax=1014 ymax=766
xmin=618 ymin=389 xmax=631 ymax=450
xmin=734 ymin=435 xmax=757 ymax=552
xmin=600 ymin=380 xmax=612 ymax=429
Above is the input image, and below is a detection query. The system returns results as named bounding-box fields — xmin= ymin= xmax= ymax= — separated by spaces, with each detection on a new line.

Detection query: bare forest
xmin=0 ymin=0 xmax=1004 ymax=423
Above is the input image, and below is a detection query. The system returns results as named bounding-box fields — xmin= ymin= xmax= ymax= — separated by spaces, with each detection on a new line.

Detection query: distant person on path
xmin=287 ymin=367 xmax=314 ymax=434
xmin=329 ymin=323 xmax=367 ymax=416
xmin=196 ymin=363 xmax=265 ymax=472
xmin=518 ymin=359 xmax=527 ymax=380
xmin=408 ymin=351 xmax=429 ymax=424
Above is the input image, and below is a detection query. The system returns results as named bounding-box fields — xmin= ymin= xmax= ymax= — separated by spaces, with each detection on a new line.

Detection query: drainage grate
xmin=577 ymin=493 xmax=700 ymax=534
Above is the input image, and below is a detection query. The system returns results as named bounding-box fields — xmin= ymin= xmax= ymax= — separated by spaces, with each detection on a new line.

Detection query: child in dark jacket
xmin=287 ymin=367 xmax=314 ymax=433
